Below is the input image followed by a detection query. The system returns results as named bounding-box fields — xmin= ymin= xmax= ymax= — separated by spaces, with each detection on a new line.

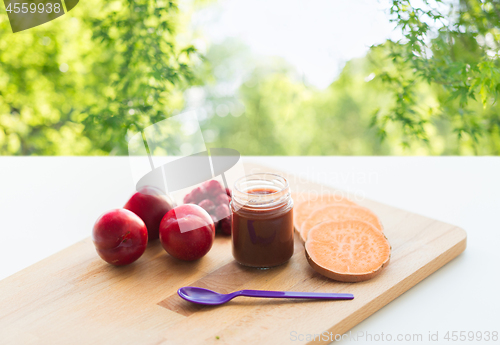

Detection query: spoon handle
xmin=237 ymin=290 xmax=354 ymax=300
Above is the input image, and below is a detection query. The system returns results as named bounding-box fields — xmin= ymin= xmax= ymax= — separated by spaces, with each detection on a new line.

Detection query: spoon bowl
xmin=178 ymin=286 xmax=354 ymax=306
xmin=178 ymin=287 xmax=233 ymax=305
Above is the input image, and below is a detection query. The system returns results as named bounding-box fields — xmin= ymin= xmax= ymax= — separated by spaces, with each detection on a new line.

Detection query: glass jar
xmin=230 ymin=173 xmax=294 ymax=268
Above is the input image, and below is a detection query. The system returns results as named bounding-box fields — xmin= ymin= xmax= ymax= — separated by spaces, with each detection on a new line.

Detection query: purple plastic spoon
xmin=178 ymin=287 xmax=354 ymax=306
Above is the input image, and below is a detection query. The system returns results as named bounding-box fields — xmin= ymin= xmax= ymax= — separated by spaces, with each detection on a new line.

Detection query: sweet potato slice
xmin=293 ymin=195 xmax=356 ymax=232
xmin=300 ymin=204 xmax=383 ymax=242
xmin=305 ymin=220 xmax=391 ymax=282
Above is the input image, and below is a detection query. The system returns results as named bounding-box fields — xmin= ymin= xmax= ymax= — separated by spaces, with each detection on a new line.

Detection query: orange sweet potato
xmin=300 ymin=204 xmax=383 ymax=242
xmin=305 ymin=220 xmax=391 ymax=282
xmin=293 ymin=195 xmax=356 ymax=233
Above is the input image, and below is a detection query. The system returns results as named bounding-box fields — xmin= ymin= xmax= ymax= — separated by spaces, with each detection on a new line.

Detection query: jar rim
xmin=232 ymin=172 xmax=291 ymax=211
xmin=234 ymin=172 xmax=289 ymax=195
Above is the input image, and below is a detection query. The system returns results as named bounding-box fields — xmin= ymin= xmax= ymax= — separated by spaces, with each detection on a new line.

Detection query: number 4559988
xmin=6 ymin=2 xmax=62 ymax=14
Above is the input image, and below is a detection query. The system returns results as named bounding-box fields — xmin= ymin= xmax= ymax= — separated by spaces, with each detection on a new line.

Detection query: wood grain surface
xmin=0 ymin=163 xmax=467 ymax=345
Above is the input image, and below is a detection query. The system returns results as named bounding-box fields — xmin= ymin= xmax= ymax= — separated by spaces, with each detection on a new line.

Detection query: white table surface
xmin=0 ymin=157 xmax=498 ymax=344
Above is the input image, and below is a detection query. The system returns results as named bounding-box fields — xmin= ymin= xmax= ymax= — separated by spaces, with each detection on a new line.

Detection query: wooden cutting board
xmin=0 ymin=163 xmax=466 ymax=345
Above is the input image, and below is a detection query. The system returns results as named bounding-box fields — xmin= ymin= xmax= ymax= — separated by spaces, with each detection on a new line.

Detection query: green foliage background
xmin=0 ymin=0 xmax=499 ymax=155
xmin=0 ymin=0 xmax=198 ymax=154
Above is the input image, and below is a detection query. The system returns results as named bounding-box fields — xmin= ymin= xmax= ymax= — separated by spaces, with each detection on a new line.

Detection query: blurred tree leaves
xmin=0 ymin=0 xmax=199 ymax=154
xmin=194 ymin=32 xmax=499 ymax=155
xmin=1 ymin=0 xmax=499 ymax=155
xmin=370 ymin=0 xmax=500 ymax=153
xmin=193 ymin=39 xmax=414 ymax=155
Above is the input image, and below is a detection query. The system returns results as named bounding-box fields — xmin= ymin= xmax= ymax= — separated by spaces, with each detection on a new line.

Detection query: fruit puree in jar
xmin=231 ymin=174 xmax=294 ymax=268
